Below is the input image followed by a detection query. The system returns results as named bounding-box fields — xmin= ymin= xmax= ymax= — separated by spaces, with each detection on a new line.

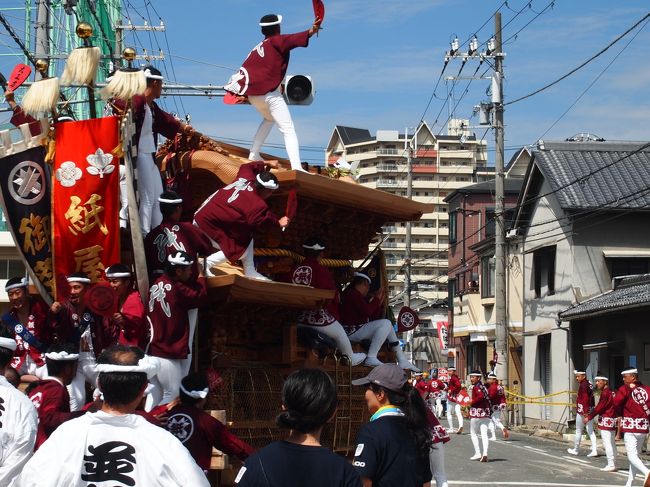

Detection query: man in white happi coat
xmin=18 ymin=344 xmax=208 ymax=487
xmin=0 ymin=330 xmax=37 ymax=486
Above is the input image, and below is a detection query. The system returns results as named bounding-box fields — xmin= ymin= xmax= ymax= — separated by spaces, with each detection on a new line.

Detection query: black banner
xmin=0 ymin=145 xmax=54 ymax=301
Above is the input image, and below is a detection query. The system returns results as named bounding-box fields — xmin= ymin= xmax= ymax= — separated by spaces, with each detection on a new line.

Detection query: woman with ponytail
xmin=235 ymin=368 xmax=361 ymax=487
xmin=352 ymin=364 xmax=433 ymax=487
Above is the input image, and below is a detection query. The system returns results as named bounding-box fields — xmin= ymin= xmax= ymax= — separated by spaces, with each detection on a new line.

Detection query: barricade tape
xmin=505 ymin=388 xmax=576 ymax=400
xmin=508 ymin=400 xmax=576 ymax=406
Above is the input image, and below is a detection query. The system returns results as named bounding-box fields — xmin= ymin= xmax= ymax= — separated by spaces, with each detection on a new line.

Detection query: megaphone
xmin=284 ymin=74 xmax=314 ymax=106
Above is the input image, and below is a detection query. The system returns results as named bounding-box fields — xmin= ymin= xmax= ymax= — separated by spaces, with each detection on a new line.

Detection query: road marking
xmin=561 ymin=455 xmax=591 ymax=465
xmin=523 ymin=445 xmax=547 ymax=453
xmin=450 ymin=482 xmax=619 ymax=486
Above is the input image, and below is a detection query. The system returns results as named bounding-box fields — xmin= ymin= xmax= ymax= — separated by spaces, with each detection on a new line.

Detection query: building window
xmin=448 ymin=279 xmax=456 ymax=314
xmin=481 ymin=256 xmax=495 ymax=298
xmin=485 ymin=208 xmax=496 ymax=238
xmin=608 ymin=258 xmax=650 ymax=279
xmin=533 ymin=245 xmax=556 ymax=298
xmin=467 ymin=342 xmax=487 ymax=372
xmin=0 ymin=259 xmax=25 ymax=279
xmin=449 ymin=211 xmax=457 ymax=243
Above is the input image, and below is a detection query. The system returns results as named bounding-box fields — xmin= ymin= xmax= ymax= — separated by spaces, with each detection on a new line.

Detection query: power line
xmin=506 ymin=11 xmax=650 ymax=106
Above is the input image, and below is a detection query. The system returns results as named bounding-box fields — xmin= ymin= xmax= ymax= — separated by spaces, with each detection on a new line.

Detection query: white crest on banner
xmin=56 ymin=160 xmax=83 ymax=187
xmin=86 ymin=148 xmax=115 ymax=178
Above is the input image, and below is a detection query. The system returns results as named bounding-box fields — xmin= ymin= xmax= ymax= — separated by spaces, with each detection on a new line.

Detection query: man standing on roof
xmin=567 ymin=369 xmax=598 ymax=457
xmin=224 ymin=14 xmax=322 ymax=171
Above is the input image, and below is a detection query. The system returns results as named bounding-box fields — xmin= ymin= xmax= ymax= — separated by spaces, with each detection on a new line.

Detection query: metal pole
xmin=404 ymin=128 xmax=413 ymax=308
xmin=34 ymin=0 xmax=50 ymax=79
xmin=493 ymin=12 xmax=508 ymax=386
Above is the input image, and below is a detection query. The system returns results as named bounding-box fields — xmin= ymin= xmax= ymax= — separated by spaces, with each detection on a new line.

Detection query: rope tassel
xmin=101 ymin=68 xmax=146 ymax=101
xmin=22 ymin=77 xmax=60 ymax=118
xmin=61 ymin=46 xmax=100 ymax=86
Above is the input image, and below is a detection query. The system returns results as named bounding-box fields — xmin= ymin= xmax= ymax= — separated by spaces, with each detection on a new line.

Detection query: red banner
xmin=52 ymin=117 xmax=120 ymax=297
xmin=436 ymin=321 xmax=449 ymax=350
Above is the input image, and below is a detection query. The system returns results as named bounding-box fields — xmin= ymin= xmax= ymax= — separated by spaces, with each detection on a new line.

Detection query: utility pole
xmin=404 ymin=127 xmax=413 ymax=308
xmin=493 ymin=12 xmax=508 ymax=386
xmin=34 ymin=0 xmax=50 ymax=78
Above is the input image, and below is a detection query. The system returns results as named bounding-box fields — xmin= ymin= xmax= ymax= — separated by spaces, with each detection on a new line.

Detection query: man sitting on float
xmin=288 ymin=237 xmax=366 ymax=366
xmin=339 ymin=272 xmax=418 ymax=371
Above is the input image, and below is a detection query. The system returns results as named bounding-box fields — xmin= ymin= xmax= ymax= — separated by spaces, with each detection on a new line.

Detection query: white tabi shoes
xmin=566 ymin=448 xmax=578 ymax=455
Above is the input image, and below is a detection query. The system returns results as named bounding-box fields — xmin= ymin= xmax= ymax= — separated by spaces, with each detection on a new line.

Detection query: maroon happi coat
xmin=231 ymin=31 xmax=310 ymax=96
xmin=470 ymin=382 xmax=491 ymax=418
xmin=576 ymin=379 xmax=595 ymax=415
xmin=588 ymin=387 xmax=617 ymax=431
xmin=193 ymin=163 xmax=279 ymax=262
xmin=339 ymin=287 xmax=384 ymax=335
xmin=488 ymin=382 xmax=507 ymax=411
xmin=289 ymin=256 xmax=340 ymax=326
xmin=426 ymin=408 xmax=450 ymax=445
xmin=146 ymin=274 xmax=207 ymax=359
xmin=144 ymin=220 xmax=215 ymax=278
xmin=447 ymin=375 xmax=462 ymax=402
xmin=8 ymin=298 xmax=51 ymax=370
xmin=614 ymin=382 xmax=650 ymax=434
xmin=28 ymin=378 xmax=78 ymax=449
xmin=49 ymin=302 xmax=119 ymax=357
xmin=117 ymin=290 xmax=147 ymax=349
xmin=166 ymin=404 xmax=254 ymax=471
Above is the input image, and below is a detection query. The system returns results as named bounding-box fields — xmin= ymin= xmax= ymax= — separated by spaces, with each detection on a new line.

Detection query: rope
xmin=253 ymin=248 xmax=352 ymax=268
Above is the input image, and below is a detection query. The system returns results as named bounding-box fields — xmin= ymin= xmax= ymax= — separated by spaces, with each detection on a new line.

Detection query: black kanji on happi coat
xmin=0 ymin=146 xmax=53 ymax=300
xmin=81 ymin=441 xmax=137 ymax=486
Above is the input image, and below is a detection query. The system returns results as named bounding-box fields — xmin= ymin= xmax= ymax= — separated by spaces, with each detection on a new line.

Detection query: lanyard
xmin=370 ymin=405 xmax=405 ymax=421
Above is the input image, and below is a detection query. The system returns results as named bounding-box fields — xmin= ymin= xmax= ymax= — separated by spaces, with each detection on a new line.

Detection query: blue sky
xmin=1 ymin=1 xmax=649 ymax=164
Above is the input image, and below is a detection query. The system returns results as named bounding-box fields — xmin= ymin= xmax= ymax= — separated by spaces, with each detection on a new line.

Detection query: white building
xmin=325 ymin=120 xmax=488 ymax=306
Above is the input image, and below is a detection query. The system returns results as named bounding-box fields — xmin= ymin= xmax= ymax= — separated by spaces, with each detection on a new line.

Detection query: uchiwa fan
xmin=102 ymin=47 xmax=146 ymax=101
xmin=21 ymin=59 xmax=59 ymax=118
xmin=60 ymin=23 xmax=100 ymax=86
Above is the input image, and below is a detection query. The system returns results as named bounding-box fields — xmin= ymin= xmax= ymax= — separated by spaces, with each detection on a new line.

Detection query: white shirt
xmin=138 ymin=103 xmax=157 ymax=154
xmin=0 ymin=375 xmax=37 ymax=487
xmin=18 ymin=410 xmax=209 ymax=487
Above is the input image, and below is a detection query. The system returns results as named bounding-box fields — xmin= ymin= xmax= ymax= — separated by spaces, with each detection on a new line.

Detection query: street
xmin=442 ymin=430 xmax=642 ymax=486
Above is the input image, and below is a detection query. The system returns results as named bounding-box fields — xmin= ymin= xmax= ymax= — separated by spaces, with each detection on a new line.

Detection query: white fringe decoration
xmin=101 ymin=69 xmax=146 ymax=101
xmin=61 ymin=46 xmax=101 ymax=86
xmin=22 ymin=77 xmax=60 ymax=117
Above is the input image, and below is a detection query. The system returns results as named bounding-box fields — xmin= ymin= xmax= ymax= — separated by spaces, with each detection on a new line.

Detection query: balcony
xmin=377 ymin=179 xmax=404 ymax=189
xmin=376 ymin=149 xmax=401 ymax=156
xmin=377 ymin=164 xmax=401 ymax=172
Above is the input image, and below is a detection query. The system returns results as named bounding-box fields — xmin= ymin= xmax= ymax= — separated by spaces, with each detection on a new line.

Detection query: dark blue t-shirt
xmin=353 ymin=416 xmax=431 ymax=487
xmin=235 ymin=440 xmax=361 ymax=487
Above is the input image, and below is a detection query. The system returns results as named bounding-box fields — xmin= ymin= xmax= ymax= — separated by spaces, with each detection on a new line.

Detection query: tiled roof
xmin=559 ymin=274 xmax=650 ymax=321
xmin=533 ymin=141 xmax=650 ymax=210
xmin=443 ymin=178 xmax=523 ymax=202
xmin=335 ymin=126 xmax=373 ymax=145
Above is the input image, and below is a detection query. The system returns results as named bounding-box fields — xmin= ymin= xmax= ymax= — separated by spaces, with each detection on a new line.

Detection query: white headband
xmin=303 ymin=243 xmax=326 ymax=251
xmin=469 ymin=372 xmax=483 ymax=377
xmin=5 ymin=277 xmax=28 ymax=291
xmin=594 ymin=376 xmax=609 ymax=381
xmin=44 ymin=351 xmax=79 ymax=361
xmin=168 ymin=253 xmax=193 ymax=266
xmin=354 ymin=272 xmax=371 ymax=284
xmin=573 ymin=370 xmax=586 ymax=375
xmin=0 ymin=337 xmax=17 ymax=351
xmin=158 ymin=196 xmax=183 ymax=204
xmin=487 ymin=373 xmax=497 ymax=379
xmin=259 ymin=15 xmax=282 ymax=27
xmin=96 ymin=356 xmax=160 ymax=379
xmin=143 ymin=69 xmax=163 ymax=80
xmin=105 ymin=271 xmax=131 ymax=278
xmin=256 ymin=173 xmax=279 ymax=190
xmin=180 ymin=384 xmax=209 ymax=399
xmin=622 ymin=368 xmax=638 ymax=375
xmin=67 ymin=276 xmax=91 ymax=284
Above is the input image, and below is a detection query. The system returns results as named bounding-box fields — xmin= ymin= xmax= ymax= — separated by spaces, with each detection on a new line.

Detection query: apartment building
xmin=325 ymin=120 xmax=488 ymax=310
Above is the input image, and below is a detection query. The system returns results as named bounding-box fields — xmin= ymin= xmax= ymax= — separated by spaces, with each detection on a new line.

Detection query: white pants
xmin=348 ymin=319 xmax=394 ymax=358
xmin=447 ymin=400 xmax=463 ymax=431
xmin=470 ymin=417 xmax=490 ymax=457
xmin=600 ymin=428 xmax=617 ymax=468
xmin=625 ymin=432 xmax=649 ymax=486
xmin=429 ymin=443 xmax=449 ymax=487
xmin=67 ymin=352 xmax=98 ymax=412
xmin=489 ymin=409 xmax=505 ymax=437
xmin=248 ymin=89 xmax=302 ymax=170
xmin=180 ymin=308 xmax=198 ymax=377
xmin=574 ymin=414 xmax=597 ymax=452
xmin=136 ymin=152 xmax=163 ymax=236
xmin=156 ymin=356 xmax=184 ymax=404
xmin=298 ymin=321 xmax=355 ymax=359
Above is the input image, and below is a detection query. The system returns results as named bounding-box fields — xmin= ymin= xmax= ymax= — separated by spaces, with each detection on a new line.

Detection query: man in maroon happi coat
xmin=194 ymin=164 xmax=289 ymax=280
xmin=147 ymin=251 xmax=207 ymax=405
xmin=105 ymin=264 xmax=147 ymax=350
xmin=469 ymin=371 xmax=491 ymax=462
xmin=567 ymin=369 xmax=598 ymax=457
xmin=224 ymin=14 xmax=321 ymax=171
xmin=587 ymin=375 xmax=617 ymax=472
